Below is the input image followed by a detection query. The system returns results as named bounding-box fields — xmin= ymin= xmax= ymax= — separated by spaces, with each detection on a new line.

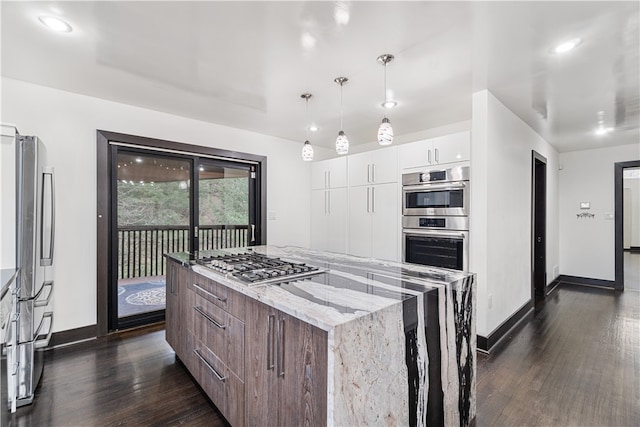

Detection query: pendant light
xmin=301 ymin=93 xmax=314 ymax=161
xmin=334 ymin=77 xmax=349 ymax=155
xmin=377 ymin=54 xmax=395 ymax=146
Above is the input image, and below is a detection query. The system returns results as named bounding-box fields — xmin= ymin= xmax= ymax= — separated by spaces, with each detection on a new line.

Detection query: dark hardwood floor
xmin=9 ymin=324 xmax=228 ymax=427
xmin=10 ymin=283 xmax=639 ymax=426
xmin=476 ymin=283 xmax=640 ymax=426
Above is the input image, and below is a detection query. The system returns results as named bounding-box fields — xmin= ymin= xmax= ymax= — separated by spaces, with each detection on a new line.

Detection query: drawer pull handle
xmin=193 ymin=305 xmax=227 ymax=330
xmin=193 ymin=349 xmax=226 ymax=382
xmin=193 ymin=283 xmax=227 ymax=303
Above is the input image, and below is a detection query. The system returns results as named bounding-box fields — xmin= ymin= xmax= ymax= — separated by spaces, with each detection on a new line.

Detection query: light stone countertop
xmin=167 ymin=245 xmax=474 ymax=332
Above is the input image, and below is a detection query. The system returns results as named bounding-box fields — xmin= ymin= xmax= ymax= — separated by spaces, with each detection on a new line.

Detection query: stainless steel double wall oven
xmin=402 ymin=165 xmax=469 ymax=271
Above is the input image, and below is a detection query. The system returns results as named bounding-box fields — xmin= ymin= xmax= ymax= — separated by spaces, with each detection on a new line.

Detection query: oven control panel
xmin=419 ymin=218 xmax=446 ymax=228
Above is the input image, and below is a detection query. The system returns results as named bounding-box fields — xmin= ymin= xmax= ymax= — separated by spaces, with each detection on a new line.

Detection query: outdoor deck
xmin=117 ymin=225 xmax=248 ymax=318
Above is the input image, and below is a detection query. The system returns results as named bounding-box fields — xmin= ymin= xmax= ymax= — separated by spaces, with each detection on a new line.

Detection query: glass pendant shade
xmin=378 ymin=117 xmax=394 ymax=145
xmin=302 ymin=140 xmax=314 ymax=161
xmin=335 ymin=130 xmax=349 ymax=154
xmin=377 ymin=54 xmax=395 ymax=146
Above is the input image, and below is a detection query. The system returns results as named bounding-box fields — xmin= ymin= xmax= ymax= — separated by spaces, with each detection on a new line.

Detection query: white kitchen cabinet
xmin=310 ymin=188 xmax=348 ymax=254
xmin=348 ymin=182 xmax=399 ymax=261
xmin=310 ymin=157 xmax=347 ymax=190
xmin=348 ymin=146 xmax=397 ymax=187
xmin=398 ymin=131 xmax=470 ymax=170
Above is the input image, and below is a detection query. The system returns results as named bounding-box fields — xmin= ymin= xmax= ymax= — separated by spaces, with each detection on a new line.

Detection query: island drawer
xmin=188 ymin=331 xmax=245 ymax=427
xmin=190 ymin=273 xmax=245 ymax=320
xmin=190 ymin=289 xmax=245 ymax=381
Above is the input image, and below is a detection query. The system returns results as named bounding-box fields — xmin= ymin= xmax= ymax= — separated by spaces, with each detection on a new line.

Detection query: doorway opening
xmin=97 ymin=131 xmax=266 ymax=335
xmin=615 ymin=160 xmax=640 ymax=291
xmin=532 ymin=151 xmax=547 ymax=306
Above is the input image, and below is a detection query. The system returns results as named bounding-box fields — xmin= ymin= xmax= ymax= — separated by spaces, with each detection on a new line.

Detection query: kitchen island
xmin=165 ymin=246 xmax=475 ymax=427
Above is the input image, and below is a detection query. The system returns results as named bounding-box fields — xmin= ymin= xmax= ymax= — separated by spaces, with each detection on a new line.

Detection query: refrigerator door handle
xmin=34 ymin=312 xmax=53 ymax=349
xmin=34 ymin=281 xmax=54 ymax=308
xmin=40 ymin=167 xmax=55 ymax=266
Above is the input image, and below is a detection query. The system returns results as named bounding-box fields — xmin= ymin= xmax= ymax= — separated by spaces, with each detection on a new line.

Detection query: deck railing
xmin=118 ymin=224 xmax=249 ymax=280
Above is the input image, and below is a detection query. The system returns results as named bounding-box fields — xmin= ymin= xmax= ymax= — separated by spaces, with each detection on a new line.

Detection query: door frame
xmin=97 ymin=130 xmax=266 ymax=336
xmin=531 ymin=151 xmax=547 ymax=304
xmin=614 ymin=160 xmax=640 ymax=291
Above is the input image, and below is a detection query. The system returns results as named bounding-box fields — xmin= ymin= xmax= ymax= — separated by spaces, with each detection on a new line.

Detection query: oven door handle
xmin=403 ymin=229 xmax=467 ymax=239
xmin=403 ymin=182 xmax=467 ymax=191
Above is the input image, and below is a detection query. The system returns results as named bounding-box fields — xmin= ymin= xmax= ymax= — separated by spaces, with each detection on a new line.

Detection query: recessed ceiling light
xmin=38 ymin=15 xmax=73 ymax=33
xmin=334 ymin=2 xmax=350 ymax=25
xmin=382 ymin=100 xmax=397 ymax=109
xmin=553 ymin=38 xmax=581 ymax=54
xmin=594 ymin=126 xmax=613 ymax=135
xmin=309 ymin=125 xmax=319 ymax=132
xmin=301 ymin=32 xmax=316 ymax=50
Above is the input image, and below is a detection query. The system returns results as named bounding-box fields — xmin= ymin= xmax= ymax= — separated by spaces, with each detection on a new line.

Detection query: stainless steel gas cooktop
xmin=196 ymin=251 xmax=325 ymax=285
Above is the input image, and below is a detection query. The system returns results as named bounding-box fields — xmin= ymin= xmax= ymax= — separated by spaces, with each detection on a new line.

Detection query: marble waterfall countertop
xmin=167 ymin=246 xmax=476 ymax=427
xmin=168 ymin=245 xmax=471 ymax=332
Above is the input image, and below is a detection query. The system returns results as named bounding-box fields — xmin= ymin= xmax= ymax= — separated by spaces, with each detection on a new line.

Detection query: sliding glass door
xmin=115 ymin=151 xmax=192 ymax=327
xmin=108 ymin=144 xmax=261 ymax=331
xmin=197 ymin=160 xmax=256 ymax=251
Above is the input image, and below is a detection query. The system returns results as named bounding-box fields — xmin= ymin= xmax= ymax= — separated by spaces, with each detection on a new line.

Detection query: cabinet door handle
xmin=194 ymin=305 xmax=227 ymax=329
xmin=194 ymin=349 xmax=226 ymax=382
xmin=428 ymin=149 xmax=432 ymax=164
xmin=367 ymin=187 xmax=370 ymax=213
xmin=193 ymin=283 xmax=227 ymax=303
xmin=372 ymin=164 xmax=376 ymax=183
xmin=328 ymin=171 xmax=331 ymax=188
xmin=277 ymin=318 xmax=285 ymax=377
xmin=435 ymin=148 xmax=439 ymax=163
xmin=267 ymin=314 xmax=275 ymax=370
xmin=169 ymin=270 xmax=176 ymax=294
xmin=327 ymin=191 xmax=331 ymax=214
xmin=372 ymin=187 xmax=375 ymax=213
xmin=367 ymin=164 xmax=371 ymax=183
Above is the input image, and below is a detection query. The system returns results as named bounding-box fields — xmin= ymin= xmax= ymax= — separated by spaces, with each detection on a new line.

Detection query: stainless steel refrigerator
xmin=7 ymin=135 xmax=55 ymax=409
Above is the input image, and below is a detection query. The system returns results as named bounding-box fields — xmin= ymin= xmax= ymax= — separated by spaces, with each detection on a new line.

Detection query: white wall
xmin=1 ymin=77 xmax=311 ymax=333
xmin=471 ymin=90 xmax=559 ymax=337
xmin=559 ymin=144 xmax=640 ymax=280
xmin=624 ymin=172 xmax=640 ymax=247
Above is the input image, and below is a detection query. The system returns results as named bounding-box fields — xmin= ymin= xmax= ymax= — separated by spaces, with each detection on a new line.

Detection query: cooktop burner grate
xmin=196 ymin=252 xmax=324 ymax=285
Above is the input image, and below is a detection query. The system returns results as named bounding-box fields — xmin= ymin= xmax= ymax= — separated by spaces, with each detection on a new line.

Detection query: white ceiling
xmin=1 ymin=1 xmax=639 ymax=153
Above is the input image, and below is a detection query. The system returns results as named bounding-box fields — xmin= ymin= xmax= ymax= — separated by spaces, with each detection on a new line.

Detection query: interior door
xmin=532 ymin=152 xmax=547 ymax=304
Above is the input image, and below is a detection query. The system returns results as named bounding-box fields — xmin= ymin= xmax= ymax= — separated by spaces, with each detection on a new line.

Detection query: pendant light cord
xmin=340 ymin=84 xmax=344 ymax=130
xmin=383 ymin=62 xmax=388 ymax=119
xmin=305 ymin=97 xmax=310 ymax=140
xmin=384 ymin=62 xmax=387 ymax=104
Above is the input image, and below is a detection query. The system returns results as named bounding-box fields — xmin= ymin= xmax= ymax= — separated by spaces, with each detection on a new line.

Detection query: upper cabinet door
xmin=348 ymin=146 xmax=397 ymax=187
xmin=398 ymin=139 xmax=433 ymax=170
xmin=432 ymin=131 xmax=470 ymax=166
xmin=310 ymin=157 xmax=347 ymax=190
xmin=398 ymin=131 xmax=470 ymax=169
xmin=368 ymin=146 xmax=398 ymax=184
